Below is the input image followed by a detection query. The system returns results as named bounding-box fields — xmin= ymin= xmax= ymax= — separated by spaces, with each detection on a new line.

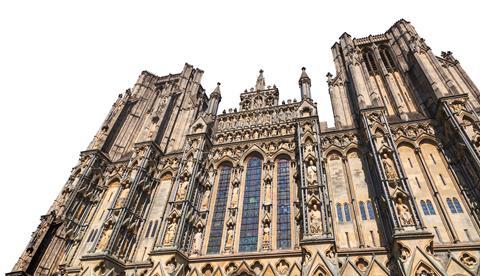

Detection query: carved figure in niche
xmin=177 ymin=176 xmax=189 ymax=200
xmin=185 ymin=158 xmax=194 ymax=175
xmin=382 ymin=153 xmax=398 ymax=181
xmin=230 ymin=183 xmax=239 ymax=208
xmin=163 ymin=217 xmax=177 ymax=246
xmin=398 ymin=243 xmax=411 ymax=261
xmin=225 ymin=225 xmax=234 ymax=250
xmin=201 ymin=188 xmax=211 ymax=211
xmin=304 ymin=142 xmax=314 ymax=156
xmin=276 ymin=260 xmax=289 ymax=274
xmin=254 ymin=96 xmax=263 ymax=109
xmin=395 ymin=196 xmax=414 ymax=226
xmin=191 ymin=227 xmax=203 ymax=255
xmin=145 ymin=117 xmax=159 ymax=139
xmin=309 ymin=204 xmax=322 ymax=235
xmin=263 ymin=222 xmax=271 ymax=246
xmin=303 ymin=123 xmax=312 ymax=133
xmin=306 ymin=160 xmax=317 ymax=186
xmin=115 ymin=184 xmax=130 ymax=208
xmin=242 ymin=100 xmax=251 ymax=111
xmin=264 ymin=171 xmax=272 ymax=205
xmin=97 ymin=221 xmax=114 ymax=251
xmin=266 ymin=96 xmax=274 ymax=106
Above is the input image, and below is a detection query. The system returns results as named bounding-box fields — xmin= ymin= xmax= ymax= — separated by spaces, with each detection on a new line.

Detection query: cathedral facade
xmin=8 ymin=19 xmax=480 ymax=276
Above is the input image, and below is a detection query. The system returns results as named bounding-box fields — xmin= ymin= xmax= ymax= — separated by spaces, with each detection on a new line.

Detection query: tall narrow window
xmin=453 ymin=198 xmax=464 ymax=213
xmin=145 ymin=221 xmax=153 ymax=238
xmin=380 ymin=48 xmax=396 ymax=70
xmin=363 ymin=51 xmax=377 ymax=74
xmin=447 ymin=198 xmax=457 ymax=214
xmin=239 ymin=157 xmax=262 ymax=252
xmin=359 ymin=201 xmax=367 ymax=221
xmin=207 ymin=165 xmax=232 ymax=254
xmin=426 ymin=200 xmax=436 ymax=215
xmin=336 ymin=203 xmax=344 ymax=222
xmin=367 ymin=201 xmax=375 ymax=220
xmin=276 ymin=159 xmax=291 ymax=249
xmin=420 ymin=200 xmax=429 ymax=215
xmin=344 ymin=203 xmax=351 ymax=222
xmin=151 ymin=220 xmax=158 ymax=238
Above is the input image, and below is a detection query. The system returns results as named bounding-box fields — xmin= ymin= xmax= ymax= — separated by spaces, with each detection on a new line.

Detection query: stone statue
xmin=263 ymin=223 xmax=271 ymax=244
xmin=264 ymin=182 xmax=272 ymax=205
xmin=97 ymin=222 xmax=113 ymax=251
xmin=185 ymin=158 xmax=194 ymax=175
xmin=231 ymin=185 xmax=239 ymax=208
xmin=177 ymin=176 xmax=189 ymax=200
xmin=382 ymin=153 xmax=398 ymax=180
xmin=306 ymin=160 xmax=317 ymax=186
xmin=115 ymin=185 xmax=130 ymax=208
xmin=395 ymin=197 xmax=413 ymax=226
xmin=254 ymin=97 xmax=263 ymax=109
xmin=225 ymin=226 xmax=234 ymax=249
xmin=164 ymin=217 xmax=177 ymax=245
xmin=201 ymin=188 xmax=210 ymax=211
xmin=304 ymin=143 xmax=314 ymax=156
xmin=256 ymin=70 xmax=265 ymax=91
xmin=93 ymin=128 xmax=107 ymax=148
xmin=309 ymin=204 xmax=322 ymax=235
xmin=191 ymin=228 xmax=203 ymax=255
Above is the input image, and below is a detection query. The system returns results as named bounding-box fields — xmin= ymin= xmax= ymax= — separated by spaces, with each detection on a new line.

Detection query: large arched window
xmin=379 ymin=47 xmax=396 ymax=70
xmin=276 ymin=158 xmax=291 ymax=249
xmin=207 ymin=165 xmax=232 ymax=254
xmin=239 ymin=156 xmax=262 ymax=252
xmin=363 ymin=50 xmax=377 ymax=74
xmin=426 ymin=200 xmax=436 ymax=215
xmin=453 ymin=198 xmax=463 ymax=213
xmin=446 ymin=198 xmax=456 ymax=214
xmin=420 ymin=200 xmax=429 ymax=215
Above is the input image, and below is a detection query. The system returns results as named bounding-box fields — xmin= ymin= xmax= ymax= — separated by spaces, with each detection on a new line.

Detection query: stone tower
xmin=8 ymin=20 xmax=480 ymax=276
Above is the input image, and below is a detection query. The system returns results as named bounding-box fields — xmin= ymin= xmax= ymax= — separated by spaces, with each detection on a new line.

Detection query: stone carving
xmin=201 ymin=188 xmax=211 ymax=211
xmin=115 ymin=184 xmax=130 ymax=208
xmin=397 ymin=242 xmax=411 ymax=261
xmin=225 ymin=224 xmax=234 ymax=251
xmin=309 ymin=204 xmax=322 ymax=235
xmin=306 ymin=160 xmax=317 ymax=186
xmin=276 ymin=260 xmax=290 ymax=274
xmin=191 ymin=227 xmax=203 ymax=255
xmin=263 ymin=221 xmax=271 ymax=249
xmin=163 ymin=217 xmax=177 ymax=246
xmin=93 ymin=127 xmax=108 ymax=148
xmin=97 ymin=220 xmax=114 ymax=251
xmin=460 ymin=252 xmax=477 ymax=268
xmin=304 ymin=142 xmax=314 ymax=156
xmin=395 ymin=196 xmax=414 ymax=226
xmin=382 ymin=153 xmax=398 ymax=181
xmin=177 ymin=176 xmax=189 ymax=200
xmin=185 ymin=158 xmax=194 ymax=175
xmin=230 ymin=182 xmax=239 ymax=208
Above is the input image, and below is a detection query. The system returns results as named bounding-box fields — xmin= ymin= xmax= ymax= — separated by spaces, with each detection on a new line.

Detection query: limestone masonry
xmin=8 ymin=19 xmax=480 ymax=276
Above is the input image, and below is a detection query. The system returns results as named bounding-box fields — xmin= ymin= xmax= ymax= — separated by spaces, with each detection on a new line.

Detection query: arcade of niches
xmin=8 ymin=19 xmax=480 ymax=276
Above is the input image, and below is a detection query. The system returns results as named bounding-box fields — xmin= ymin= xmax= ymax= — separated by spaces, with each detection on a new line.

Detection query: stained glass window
xmin=453 ymin=198 xmax=463 ymax=213
xmin=239 ymin=157 xmax=262 ymax=252
xmin=277 ymin=159 xmax=291 ymax=249
xmin=359 ymin=201 xmax=367 ymax=220
xmin=367 ymin=201 xmax=375 ymax=220
xmin=336 ymin=203 xmax=343 ymax=222
xmin=420 ymin=200 xmax=428 ymax=215
xmin=206 ymin=166 xmax=232 ymax=254
xmin=447 ymin=198 xmax=456 ymax=214
xmin=344 ymin=203 xmax=351 ymax=222
xmin=426 ymin=200 xmax=436 ymax=215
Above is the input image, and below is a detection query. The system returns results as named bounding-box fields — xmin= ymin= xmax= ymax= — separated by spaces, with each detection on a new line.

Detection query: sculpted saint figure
xmin=309 ymin=204 xmax=322 ymax=235
xmin=264 ymin=182 xmax=272 ymax=205
xmin=93 ymin=128 xmax=108 ymax=148
xmin=97 ymin=222 xmax=113 ymax=251
xmin=225 ymin=226 xmax=234 ymax=249
xmin=201 ymin=188 xmax=210 ymax=210
xmin=306 ymin=160 xmax=317 ymax=186
xmin=115 ymin=185 xmax=130 ymax=208
xmin=382 ymin=153 xmax=398 ymax=180
xmin=305 ymin=142 xmax=314 ymax=156
xmin=395 ymin=197 xmax=413 ymax=226
xmin=263 ymin=223 xmax=271 ymax=244
xmin=185 ymin=159 xmax=194 ymax=175
xmin=164 ymin=217 xmax=177 ymax=245
xmin=177 ymin=176 xmax=189 ymax=200
xmin=230 ymin=184 xmax=239 ymax=208
xmin=191 ymin=228 xmax=203 ymax=255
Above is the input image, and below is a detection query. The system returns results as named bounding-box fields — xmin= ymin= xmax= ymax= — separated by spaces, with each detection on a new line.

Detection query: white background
xmin=0 ymin=0 xmax=479 ymax=272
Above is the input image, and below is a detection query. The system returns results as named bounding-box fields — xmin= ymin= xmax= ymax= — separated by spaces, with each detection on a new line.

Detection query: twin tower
xmin=9 ymin=19 xmax=480 ymax=276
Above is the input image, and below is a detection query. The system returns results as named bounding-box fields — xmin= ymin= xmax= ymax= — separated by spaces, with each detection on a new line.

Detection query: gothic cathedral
xmin=9 ymin=19 xmax=480 ymax=276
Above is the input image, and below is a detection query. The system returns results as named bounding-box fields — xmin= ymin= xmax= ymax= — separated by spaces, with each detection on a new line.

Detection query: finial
xmin=302 ymin=67 xmax=306 ymax=71
xmin=259 ymin=69 xmax=264 ymax=74
xmin=217 ymin=82 xmax=221 ymax=86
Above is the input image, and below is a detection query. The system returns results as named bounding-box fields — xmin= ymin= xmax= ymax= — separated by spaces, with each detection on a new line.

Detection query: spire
xmin=255 ymin=69 xmax=266 ymax=91
xmin=207 ymin=82 xmax=222 ymax=115
xmin=298 ymin=67 xmax=311 ymax=86
xmin=299 ymin=67 xmax=312 ymax=100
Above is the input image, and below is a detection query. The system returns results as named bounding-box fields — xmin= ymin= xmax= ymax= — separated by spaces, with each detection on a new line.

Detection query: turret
xmin=299 ymin=67 xmax=311 ymax=100
xmin=207 ymin=82 xmax=222 ymax=115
